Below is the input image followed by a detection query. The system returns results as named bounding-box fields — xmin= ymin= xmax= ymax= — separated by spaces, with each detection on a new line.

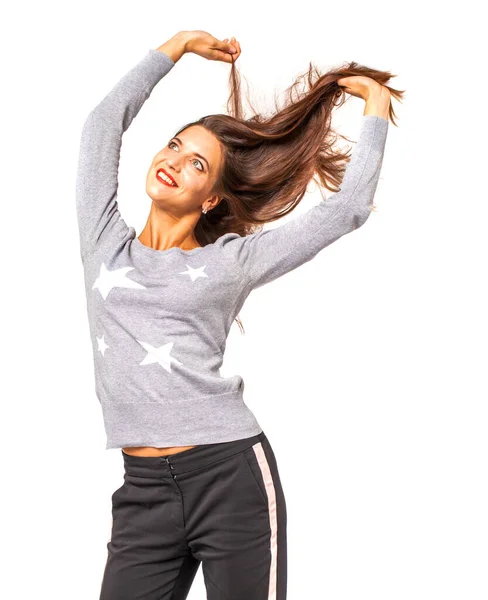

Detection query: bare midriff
xmin=122 ymin=445 xmax=197 ymax=457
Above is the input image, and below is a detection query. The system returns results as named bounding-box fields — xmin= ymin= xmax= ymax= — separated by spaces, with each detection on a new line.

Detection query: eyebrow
xmin=172 ymin=137 xmax=210 ymax=171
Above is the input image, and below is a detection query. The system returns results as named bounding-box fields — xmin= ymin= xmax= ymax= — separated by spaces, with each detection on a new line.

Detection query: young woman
xmin=76 ymin=29 xmax=401 ymax=600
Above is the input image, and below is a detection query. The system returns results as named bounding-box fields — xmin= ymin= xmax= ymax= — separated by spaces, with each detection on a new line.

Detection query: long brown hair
xmin=174 ymin=55 xmax=405 ymax=333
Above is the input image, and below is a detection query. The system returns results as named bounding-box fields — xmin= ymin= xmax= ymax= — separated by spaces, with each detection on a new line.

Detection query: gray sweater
xmin=76 ymin=48 xmax=389 ymax=450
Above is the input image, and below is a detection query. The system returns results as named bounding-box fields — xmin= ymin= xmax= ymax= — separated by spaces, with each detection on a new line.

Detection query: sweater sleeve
xmin=225 ymin=114 xmax=389 ymax=290
xmin=75 ymin=49 xmax=175 ymax=261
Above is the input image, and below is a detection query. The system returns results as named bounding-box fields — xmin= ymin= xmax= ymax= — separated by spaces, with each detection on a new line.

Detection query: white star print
xmin=136 ymin=340 xmax=183 ymax=373
xmin=178 ymin=264 xmax=209 ymax=282
xmin=92 ymin=262 xmax=146 ymax=300
xmin=96 ymin=334 xmax=109 ymax=356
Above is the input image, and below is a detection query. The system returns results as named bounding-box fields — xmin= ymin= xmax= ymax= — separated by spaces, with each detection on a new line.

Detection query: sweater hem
xmin=101 ymin=390 xmax=263 ymax=450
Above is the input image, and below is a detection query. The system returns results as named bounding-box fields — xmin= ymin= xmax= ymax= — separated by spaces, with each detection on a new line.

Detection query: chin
xmin=146 ymin=183 xmax=170 ymax=201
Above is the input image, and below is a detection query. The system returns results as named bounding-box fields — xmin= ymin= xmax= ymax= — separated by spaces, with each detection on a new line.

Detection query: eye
xmin=168 ymin=141 xmax=204 ymax=172
xmin=192 ymin=158 xmax=204 ymax=171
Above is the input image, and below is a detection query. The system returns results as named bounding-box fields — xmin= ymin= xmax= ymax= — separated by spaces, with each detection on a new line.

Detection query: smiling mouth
xmin=156 ymin=169 xmax=178 ymax=187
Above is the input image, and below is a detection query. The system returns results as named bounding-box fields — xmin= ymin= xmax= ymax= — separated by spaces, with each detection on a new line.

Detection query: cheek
xmin=182 ymin=169 xmax=208 ymax=190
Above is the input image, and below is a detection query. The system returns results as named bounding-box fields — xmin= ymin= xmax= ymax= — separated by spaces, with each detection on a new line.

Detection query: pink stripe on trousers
xmin=251 ymin=442 xmax=278 ymax=600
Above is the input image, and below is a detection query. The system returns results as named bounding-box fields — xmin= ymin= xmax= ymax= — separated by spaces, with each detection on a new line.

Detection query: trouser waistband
xmin=121 ymin=431 xmax=266 ymax=477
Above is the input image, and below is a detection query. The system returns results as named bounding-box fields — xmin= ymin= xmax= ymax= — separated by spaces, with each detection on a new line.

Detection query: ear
xmin=207 ymin=194 xmax=224 ymax=210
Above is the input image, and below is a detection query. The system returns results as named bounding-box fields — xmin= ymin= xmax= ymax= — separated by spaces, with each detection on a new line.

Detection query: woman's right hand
xmin=184 ymin=30 xmax=241 ymax=63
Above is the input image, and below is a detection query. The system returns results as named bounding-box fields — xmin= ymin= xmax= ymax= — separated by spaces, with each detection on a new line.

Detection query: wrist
xmin=155 ymin=31 xmax=190 ymax=63
xmin=364 ymin=85 xmax=391 ymax=121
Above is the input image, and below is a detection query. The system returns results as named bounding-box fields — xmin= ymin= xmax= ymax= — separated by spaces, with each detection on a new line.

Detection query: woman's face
xmin=146 ymin=125 xmax=224 ymax=214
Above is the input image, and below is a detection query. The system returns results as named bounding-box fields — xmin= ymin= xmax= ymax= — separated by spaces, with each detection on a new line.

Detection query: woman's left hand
xmin=337 ymin=75 xmax=383 ymax=101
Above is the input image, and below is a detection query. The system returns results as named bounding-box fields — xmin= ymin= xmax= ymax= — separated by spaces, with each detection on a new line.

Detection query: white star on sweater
xmin=92 ymin=263 xmax=146 ymax=300
xmin=136 ymin=340 xmax=183 ymax=373
xmin=178 ymin=264 xmax=209 ymax=281
xmin=96 ymin=334 xmax=109 ymax=356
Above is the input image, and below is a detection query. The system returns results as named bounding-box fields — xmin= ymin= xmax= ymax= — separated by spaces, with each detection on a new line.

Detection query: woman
xmin=76 ymin=29 xmax=401 ymax=600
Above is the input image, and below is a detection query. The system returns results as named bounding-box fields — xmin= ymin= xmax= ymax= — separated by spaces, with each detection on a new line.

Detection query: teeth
xmin=157 ymin=170 xmax=176 ymax=186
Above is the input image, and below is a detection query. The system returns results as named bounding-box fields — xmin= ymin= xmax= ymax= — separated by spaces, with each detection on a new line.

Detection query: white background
xmin=2 ymin=1 xmax=487 ymax=598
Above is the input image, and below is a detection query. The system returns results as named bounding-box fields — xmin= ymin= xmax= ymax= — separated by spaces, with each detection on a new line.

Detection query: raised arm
xmin=75 ymin=45 xmax=177 ymax=261
xmin=224 ymin=110 xmax=389 ymax=291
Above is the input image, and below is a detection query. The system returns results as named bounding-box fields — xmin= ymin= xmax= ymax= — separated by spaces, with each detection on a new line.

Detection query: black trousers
xmin=99 ymin=431 xmax=287 ymax=599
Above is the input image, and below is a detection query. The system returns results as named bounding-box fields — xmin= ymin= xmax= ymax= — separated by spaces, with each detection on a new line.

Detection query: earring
xmin=202 ymin=206 xmax=208 ymax=214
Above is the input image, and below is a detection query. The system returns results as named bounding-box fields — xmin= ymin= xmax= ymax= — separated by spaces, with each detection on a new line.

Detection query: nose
xmin=166 ymin=159 xmax=179 ymax=172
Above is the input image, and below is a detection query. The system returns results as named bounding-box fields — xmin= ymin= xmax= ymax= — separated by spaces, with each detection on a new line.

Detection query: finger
xmin=221 ymin=37 xmax=237 ymax=54
xmin=225 ymin=37 xmax=240 ymax=62
xmin=210 ymin=48 xmax=234 ymax=63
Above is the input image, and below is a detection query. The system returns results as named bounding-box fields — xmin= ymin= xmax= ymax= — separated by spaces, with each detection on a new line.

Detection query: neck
xmin=139 ymin=206 xmax=202 ymax=251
